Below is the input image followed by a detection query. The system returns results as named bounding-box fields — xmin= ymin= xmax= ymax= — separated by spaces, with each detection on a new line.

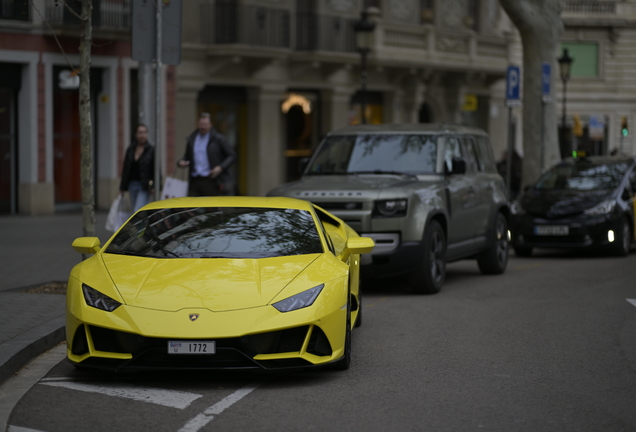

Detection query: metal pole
xmin=561 ymin=78 xmax=567 ymax=157
xmin=540 ymin=99 xmax=546 ymax=173
xmin=506 ymin=106 xmax=514 ymax=199
xmin=360 ymin=50 xmax=368 ymax=124
xmin=154 ymin=0 xmax=162 ymax=201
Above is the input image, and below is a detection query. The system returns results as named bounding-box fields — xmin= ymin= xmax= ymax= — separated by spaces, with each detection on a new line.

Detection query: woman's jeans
xmin=128 ymin=181 xmax=149 ymax=212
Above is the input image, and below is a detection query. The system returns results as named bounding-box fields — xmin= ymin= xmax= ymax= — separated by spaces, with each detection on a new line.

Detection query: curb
xmin=0 ymin=316 xmax=65 ymax=386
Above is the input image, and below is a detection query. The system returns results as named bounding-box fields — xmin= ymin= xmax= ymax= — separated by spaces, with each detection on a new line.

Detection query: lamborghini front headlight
xmin=82 ymin=284 xmax=122 ymax=312
xmin=272 ymin=284 xmax=324 ymax=313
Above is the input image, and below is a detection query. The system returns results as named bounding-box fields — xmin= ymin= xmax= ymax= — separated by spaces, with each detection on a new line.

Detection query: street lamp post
xmin=354 ymin=9 xmax=375 ymax=124
xmin=557 ymin=48 xmax=573 ymax=157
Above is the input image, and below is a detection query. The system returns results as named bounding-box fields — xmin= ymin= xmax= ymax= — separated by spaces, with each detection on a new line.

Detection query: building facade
xmin=1 ymin=0 xmax=516 ymax=215
xmin=176 ymin=0 xmax=517 ymax=196
xmin=557 ymin=0 xmax=636 ymax=158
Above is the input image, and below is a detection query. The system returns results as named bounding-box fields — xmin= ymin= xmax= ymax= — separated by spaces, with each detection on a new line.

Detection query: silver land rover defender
xmin=268 ymin=124 xmax=510 ymax=294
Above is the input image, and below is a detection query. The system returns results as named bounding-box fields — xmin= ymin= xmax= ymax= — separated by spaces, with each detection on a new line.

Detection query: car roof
xmin=141 ymin=196 xmax=314 ymax=211
xmin=327 ymin=123 xmax=488 ymax=136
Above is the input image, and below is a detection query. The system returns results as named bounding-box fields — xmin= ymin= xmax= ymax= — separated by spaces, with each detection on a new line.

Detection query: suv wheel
xmin=410 ymin=220 xmax=446 ymax=294
xmin=477 ymin=212 xmax=509 ymax=275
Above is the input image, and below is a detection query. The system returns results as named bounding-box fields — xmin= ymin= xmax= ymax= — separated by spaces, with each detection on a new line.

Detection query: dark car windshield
xmin=104 ymin=207 xmax=323 ymax=258
xmin=534 ymin=161 xmax=630 ymax=192
xmin=306 ymin=134 xmax=437 ymax=175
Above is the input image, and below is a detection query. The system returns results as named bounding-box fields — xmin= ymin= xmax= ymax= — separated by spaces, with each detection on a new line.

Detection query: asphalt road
xmin=5 ymin=250 xmax=636 ymax=432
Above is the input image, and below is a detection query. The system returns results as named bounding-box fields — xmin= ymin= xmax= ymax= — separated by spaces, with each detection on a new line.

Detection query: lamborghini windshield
xmin=306 ymin=134 xmax=438 ymax=175
xmin=105 ymin=207 xmax=323 ymax=258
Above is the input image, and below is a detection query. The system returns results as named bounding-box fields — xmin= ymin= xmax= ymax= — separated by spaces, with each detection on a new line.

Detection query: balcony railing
xmin=200 ymin=1 xmax=355 ymax=52
xmin=201 ymin=0 xmax=290 ymax=48
xmin=563 ymin=1 xmax=616 ymax=15
xmin=45 ymin=0 xmax=130 ymax=30
xmin=1 ymin=0 xmax=29 ymax=21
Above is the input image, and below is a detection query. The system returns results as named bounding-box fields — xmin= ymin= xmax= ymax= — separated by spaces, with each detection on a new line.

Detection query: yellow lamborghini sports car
xmin=66 ymin=196 xmax=374 ymax=371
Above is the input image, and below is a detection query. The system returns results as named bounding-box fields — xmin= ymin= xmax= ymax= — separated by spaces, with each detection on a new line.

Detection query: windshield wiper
xmin=349 ymin=170 xmax=418 ymax=179
xmin=107 ymin=250 xmax=148 ymax=257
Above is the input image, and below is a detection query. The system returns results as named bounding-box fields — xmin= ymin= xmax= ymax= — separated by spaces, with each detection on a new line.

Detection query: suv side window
xmin=444 ymin=137 xmax=463 ymax=172
xmin=461 ymin=137 xmax=481 ymax=173
xmin=474 ymin=136 xmax=497 ymax=173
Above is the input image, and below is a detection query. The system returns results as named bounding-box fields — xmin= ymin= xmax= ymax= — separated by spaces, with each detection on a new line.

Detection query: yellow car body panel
xmin=66 ymin=196 xmax=372 ymax=371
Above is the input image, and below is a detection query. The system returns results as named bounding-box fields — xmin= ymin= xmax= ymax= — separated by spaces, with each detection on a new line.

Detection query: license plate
xmin=168 ymin=341 xmax=216 ymax=355
xmin=534 ymin=225 xmax=569 ymax=236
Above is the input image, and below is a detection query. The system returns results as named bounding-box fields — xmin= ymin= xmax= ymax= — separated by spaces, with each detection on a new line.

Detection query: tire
xmin=609 ymin=217 xmax=631 ymax=257
xmin=514 ymin=246 xmax=533 ymax=257
xmin=477 ymin=212 xmax=509 ymax=275
xmin=333 ymin=302 xmax=352 ymax=371
xmin=409 ymin=220 xmax=446 ymax=294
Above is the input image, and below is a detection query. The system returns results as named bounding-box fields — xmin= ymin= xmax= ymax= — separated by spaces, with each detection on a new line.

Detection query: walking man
xmin=177 ymin=112 xmax=236 ymax=196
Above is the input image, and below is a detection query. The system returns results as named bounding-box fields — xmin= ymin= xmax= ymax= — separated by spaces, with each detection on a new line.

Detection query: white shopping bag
xmin=161 ymin=176 xmax=188 ymax=200
xmin=105 ymin=194 xmax=132 ymax=232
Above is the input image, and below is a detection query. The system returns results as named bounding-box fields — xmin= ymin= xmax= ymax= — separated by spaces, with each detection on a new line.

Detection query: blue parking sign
xmin=542 ymin=63 xmax=551 ymax=96
xmin=506 ymin=66 xmax=520 ymax=106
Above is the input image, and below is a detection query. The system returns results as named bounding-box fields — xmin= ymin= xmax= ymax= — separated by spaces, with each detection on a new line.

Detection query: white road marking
xmin=178 ymin=384 xmax=262 ymax=432
xmin=8 ymin=426 xmax=47 ymax=432
xmin=627 ymin=299 xmax=636 ymax=308
xmin=39 ymin=381 xmax=202 ymax=410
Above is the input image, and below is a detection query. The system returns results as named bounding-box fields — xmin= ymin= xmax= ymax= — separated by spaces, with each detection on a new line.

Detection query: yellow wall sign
xmin=462 ymin=94 xmax=478 ymax=112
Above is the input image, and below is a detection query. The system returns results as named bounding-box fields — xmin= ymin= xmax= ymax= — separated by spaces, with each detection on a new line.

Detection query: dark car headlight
xmin=584 ymin=199 xmax=616 ymax=215
xmin=373 ymin=199 xmax=407 ymax=218
xmin=82 ymin=284 xmax=122 ymax=312
xmin=272 ymin=284 xmax=324 ymax=313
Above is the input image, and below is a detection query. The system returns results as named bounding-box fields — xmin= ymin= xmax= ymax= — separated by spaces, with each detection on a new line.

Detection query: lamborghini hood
xmin=101 ymin=253 xmax=321 ymax=312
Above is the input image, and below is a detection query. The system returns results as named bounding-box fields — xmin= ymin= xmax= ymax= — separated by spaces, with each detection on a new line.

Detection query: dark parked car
xmin=510 ymin=155 xmax=636 ymax=257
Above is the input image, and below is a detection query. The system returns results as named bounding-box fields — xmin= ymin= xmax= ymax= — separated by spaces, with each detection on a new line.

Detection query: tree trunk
xmin=499 ymin=0 xmax=563 ymax=189
xmin=79 ymin=0 xmax=95 ymax=237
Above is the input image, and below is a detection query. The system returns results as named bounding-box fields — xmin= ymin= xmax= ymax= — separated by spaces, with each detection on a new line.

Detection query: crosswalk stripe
xmin=39 ymin=381 xmax=202 ymax=410
xmin=627 ymin=299 xmax=636 ymax=308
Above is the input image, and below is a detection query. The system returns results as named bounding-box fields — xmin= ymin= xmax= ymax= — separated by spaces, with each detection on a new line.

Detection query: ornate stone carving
xmin=436 ymin=36 xmax=468 ymax=54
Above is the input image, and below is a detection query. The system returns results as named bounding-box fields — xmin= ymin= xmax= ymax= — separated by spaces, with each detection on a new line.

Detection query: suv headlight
xmin=373 ymin=199 xmax=408 ymax=218
xmin=510 ymin=200 xmax=525 ymax=215
xmin=272 ymin=284 xmax=324 ymax=313
xmin=82 ymin=284 xmax=122 ymax=312
xmin=584 ymin=199 xmax=616 ymax=215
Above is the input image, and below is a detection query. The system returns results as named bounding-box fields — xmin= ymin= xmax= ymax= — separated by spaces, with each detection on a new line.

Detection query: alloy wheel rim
xmin=495 ymin=218 xmax=508 ymax=265
xmin=430 ymin=230 xmax=444 ymax=282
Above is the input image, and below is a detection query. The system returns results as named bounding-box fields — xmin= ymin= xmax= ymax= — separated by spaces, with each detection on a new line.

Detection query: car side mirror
xmin=346 ymin=237 xmax=375 ymax=255
xmin=72 ymin=237 xmax=101 ymax=255
xmin=299 ymin=157 xmax=311 ymax=176
xmin=449 ymin=158 xmax=466 ymax=175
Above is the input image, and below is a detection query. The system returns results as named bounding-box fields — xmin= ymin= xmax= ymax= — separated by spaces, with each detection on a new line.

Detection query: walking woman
xmin=119 ymin=124 xmax=155 ymax=212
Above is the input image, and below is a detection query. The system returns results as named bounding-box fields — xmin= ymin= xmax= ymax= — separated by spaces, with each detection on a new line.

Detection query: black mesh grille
xmin=307 ymin=326 xmax=332 ymax=356
xmin=71 ymin=325 xmax=89 ymax=355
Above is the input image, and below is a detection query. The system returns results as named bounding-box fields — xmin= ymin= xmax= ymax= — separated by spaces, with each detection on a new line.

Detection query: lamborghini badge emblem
xmin=189 ymin=313 xmax=199 ymax=321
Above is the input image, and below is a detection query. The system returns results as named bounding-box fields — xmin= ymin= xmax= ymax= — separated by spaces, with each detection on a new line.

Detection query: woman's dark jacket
xmin=119 ymin=142 xmax=155 ymax=191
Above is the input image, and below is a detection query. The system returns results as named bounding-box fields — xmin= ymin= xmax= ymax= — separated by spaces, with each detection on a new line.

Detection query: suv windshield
xmin=306 ymin=134 xmax=437 ymax=175
xmin=105 ymin=207 xmax=323 ymax=258
xmin=534 ymin=161 xmax=629 ymax=192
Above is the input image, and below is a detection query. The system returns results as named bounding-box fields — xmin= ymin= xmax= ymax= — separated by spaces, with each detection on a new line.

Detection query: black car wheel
xmin=477 ymin=212 xmax=509 ymax=275
xmin=410 ymin=220 xmax=446 ymax=294
xmin=354 ymin=294 xmax=362 ymax=328
xmin=610 ymin=217 xmax=632 ymax=257
xmin=333 ymin=294 xmax=352 ymax=370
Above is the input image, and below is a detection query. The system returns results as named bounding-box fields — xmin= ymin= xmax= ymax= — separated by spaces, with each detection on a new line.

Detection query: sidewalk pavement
xmin=0 ymin=211 xmax=111 ymax=385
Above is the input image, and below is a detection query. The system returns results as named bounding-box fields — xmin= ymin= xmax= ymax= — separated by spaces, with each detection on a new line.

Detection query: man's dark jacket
xmin=119 ymin=142 xmax=155 ymax=191
xmin=181 ymin=128 xmax=236 ymax=194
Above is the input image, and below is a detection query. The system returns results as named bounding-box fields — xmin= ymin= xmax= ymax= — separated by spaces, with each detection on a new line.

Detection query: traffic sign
xmin=542 ymin=62 xmax=551 ymax=102
xmin=506 ymin=65 xmax=521 ymax=107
